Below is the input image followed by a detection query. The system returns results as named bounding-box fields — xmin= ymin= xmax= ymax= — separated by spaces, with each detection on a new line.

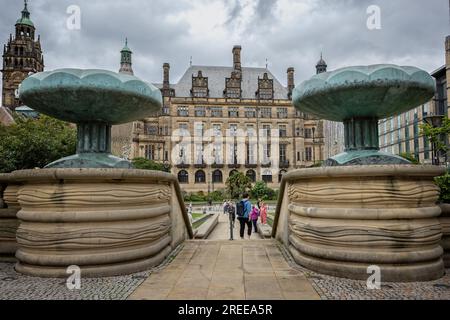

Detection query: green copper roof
xmin=16 ymin=1 xmax=34 ymax=27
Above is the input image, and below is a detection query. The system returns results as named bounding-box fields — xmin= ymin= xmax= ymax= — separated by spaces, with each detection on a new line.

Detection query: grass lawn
xmin=191 ymin=213 xmax=204 ymax=220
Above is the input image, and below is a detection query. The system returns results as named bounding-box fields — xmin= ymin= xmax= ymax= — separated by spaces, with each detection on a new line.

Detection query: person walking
xmin=227 ymin=201 xmax=236 ymax=240
xmin=259 ymin=200 xmax=268 ymax=225
xmin=223 ymin=200 xmax=229 ymax=215
xmin=236 ymin=193 xmax=252 ymax=240
xmin=250 ymin=205 xmax=260 ymax=233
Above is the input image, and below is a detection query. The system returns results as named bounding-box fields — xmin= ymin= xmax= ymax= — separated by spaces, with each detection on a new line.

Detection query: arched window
xmin=229 ymin=170 xmax=239 ymax=178
xmin=178 ymin=170 xmax=189 ymax=184
xmin=278 ymin=170 xmax=287 ymax=183
xmin=195 ymin=170 xmax=206 ymax=184
xmin=262 ymin=170 xmax=273 ymax=183
xmin=246 ymin=170 xmax=256 ymax=183
xmin=212 ymin=170 xmax=223 ymax=183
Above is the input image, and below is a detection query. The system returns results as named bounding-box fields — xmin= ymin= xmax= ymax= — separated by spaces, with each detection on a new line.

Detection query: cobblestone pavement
xmin=276 ymin=243 xmax=450 ymax=300
xmin=1 ymin=241 xmax=450 ymax=300
xmin=0 ymin=246 xmax=183 ymax=300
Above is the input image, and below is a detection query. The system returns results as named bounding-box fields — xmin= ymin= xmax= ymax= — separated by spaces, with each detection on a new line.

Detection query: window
xmin=195 ymin=123 xmax=204 ymax=138
xmin=195 ymin=170 xmax=206 ymax=184
xmin=145 ymin=145 xmax=155 ymax=160
xmin=213 ymin=144 xmax=223 ymax=164
xmin=261 ymin=108 xmax=272 ymax=118
xmin=192 ymin=88 xmax=208 ymax=98
xmin=229 ymin=124 xmax=238 ymax=137
xmin=262 ymin=125 xmax=271 ymax=137
xmin=177 ymin=106 xmax=189 ymax=117
xmin=213 ymin=124 xmax=222 ymax=137
xmin=225 ymin=88 xmax=240 ymax=99
xmin=277 ymin=108 xmax=288 ymax=119
xmin=179 ymin=123 xmax=189 ymax=137
xmin=211 ymin=107 xmax=223 ymax=117
xmin=212 ymin=170 xmax=223 ymax=183
xmin=305 ymin=147 xmax=313 ymax=162
xmin=305 ymin=128 xmax=313 ymax=139
xmin=262 ymin=170 xmax=273 ymax=183
xmin=229 ymin=107 xmax=239 ymax=118
xmin=195 ymin=144 xmax=204 ymax=164
xmin=195 ymin=106 xmax=206 ymax=117
xmin=279 ymin=144 xmax=287 ymax=163
xmin=263 ymin=144 xmax=271 ymax=163
xmin=279 ymin=125 xmax=287 ymax=137
xmin=245 ymin=107 xmax=256 ymax=118
xmin=178 ymin=171 xmax=189 ymax=184
xmin=145 ymin=124 xmax=158 ymax=135
xmin=246 ymin=170 xmax=256 ymax=183
xmin=247 ymin=125 xmax=255 ymax=137
xmin=247 ymin=143 xmax=256 ymax=165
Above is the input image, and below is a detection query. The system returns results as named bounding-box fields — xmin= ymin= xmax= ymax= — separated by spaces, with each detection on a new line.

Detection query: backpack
xmin=236 ymin=200 xmax=245 ymax=217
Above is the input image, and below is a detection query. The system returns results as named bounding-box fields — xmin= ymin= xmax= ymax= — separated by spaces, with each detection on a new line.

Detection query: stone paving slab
xmin=129 ymin=240 xmax=321 ymax=300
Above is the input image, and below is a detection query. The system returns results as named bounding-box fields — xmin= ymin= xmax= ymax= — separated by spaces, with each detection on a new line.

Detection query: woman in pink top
xmin=250 ymin=205 xmax=260 ymax=233
xmin=259 ymin=201 xmax=268 ymax=225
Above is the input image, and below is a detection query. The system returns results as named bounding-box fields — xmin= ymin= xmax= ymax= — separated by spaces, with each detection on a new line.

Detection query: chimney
xmin=163 ymin=63 xmax=170 ymax=88
xmin=232 ymin=45 xmax=242 ymax=71
xmin=287 ymin=67 xmax=295 ymax=99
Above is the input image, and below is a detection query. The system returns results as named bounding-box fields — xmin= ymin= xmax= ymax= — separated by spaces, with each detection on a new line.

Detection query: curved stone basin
xmin=273 ymin=165 xmax=446 ymax=282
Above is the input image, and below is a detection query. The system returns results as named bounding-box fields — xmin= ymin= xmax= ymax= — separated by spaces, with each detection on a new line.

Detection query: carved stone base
xmin=12 ymin=169 xmax=191 ymax=278
xmin=0 ymin=176 xmax=20 ymax=262
xmin=275 ymin=165 xmax=445 ymax=282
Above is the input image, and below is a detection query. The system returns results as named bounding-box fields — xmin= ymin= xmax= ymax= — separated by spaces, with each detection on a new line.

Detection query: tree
xmin=132 ymin=157 xmax=170 ymax=172
xmin=251 ymin=181 xmax=276 ymax=201
xmin=0 ymin=115 xmax=76 ymax=173
xmin=226 ymin=171 xmax=252 ymax=200
xmin=421 ymin=117 xmax=450 ymax=160
xmin=399 ymin=152 xmax=420 ymax=165
xmin=435 ymin=172 xmax=450 ymax=204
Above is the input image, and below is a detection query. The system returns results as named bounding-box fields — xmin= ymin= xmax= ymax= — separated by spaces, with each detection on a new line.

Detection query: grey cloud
xmin=0 ymin=0 xmax=448 ymax=107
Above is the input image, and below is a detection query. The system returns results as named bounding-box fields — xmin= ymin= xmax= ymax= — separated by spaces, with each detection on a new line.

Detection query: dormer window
xmin=224 ymin=71 xmax=242 ymax=99
xmin=256 ymin=73 xmax=274 ymax=100
xmin=191 ymin=71 xmax=209 ymax=98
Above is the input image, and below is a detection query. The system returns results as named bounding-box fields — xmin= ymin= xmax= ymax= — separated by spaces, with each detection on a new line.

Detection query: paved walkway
xmin=207 ymin=213 xmax=262 ymax=240
xmin=128 ymin=240 xmax=320 ymax=300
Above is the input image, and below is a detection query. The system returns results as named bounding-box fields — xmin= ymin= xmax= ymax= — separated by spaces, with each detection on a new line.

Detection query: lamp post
xmin=423 ymin=115 xmax=444 ymax=166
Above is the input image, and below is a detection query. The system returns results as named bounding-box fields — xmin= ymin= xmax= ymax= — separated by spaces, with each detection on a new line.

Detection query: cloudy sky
xmin=0 ymin=0 xmax=449 ymax=99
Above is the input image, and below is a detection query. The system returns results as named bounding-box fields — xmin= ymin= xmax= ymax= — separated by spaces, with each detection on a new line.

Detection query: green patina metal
xmin=19 ymin=68 xmax=162 ymax=168
xmin=293 ymin=64 xmax=436 ymax=166
xmin=16 ymin=1 xmax=34 ymax=27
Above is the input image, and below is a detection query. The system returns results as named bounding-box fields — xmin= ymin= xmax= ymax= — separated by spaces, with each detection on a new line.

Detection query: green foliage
xmin=251 ymin=181 xmax=277 ymax=201
xmin=131 ymin=157 xmax=170 ymax=172
xmin=435 ymin=172 xmax=450 ymax=204
xmin=0 ymin=115 xmax=76 ymax=173
xmin=399 ymin=152 xmax=420 ymax=165
xmin=420 ymin=117 xmax=450 ymax=155
xmin=226 ymin=171 xmax=252 ymax=200
xmin=310 ymin=161 xmax=324 ymax=168
xmin=184 ymin=189 xmax=227 ymax=203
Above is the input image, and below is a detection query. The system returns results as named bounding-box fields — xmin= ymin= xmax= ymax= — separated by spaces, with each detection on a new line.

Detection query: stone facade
xmin=273 ymin=165 xmax=446 ymax=282
xmin=12 ymin=169 xmax=193 ymax=278
xmin=1 ymin=1 xmax=44 ymax=111
xmin=112 ymin=46 xmax=325 ymax=193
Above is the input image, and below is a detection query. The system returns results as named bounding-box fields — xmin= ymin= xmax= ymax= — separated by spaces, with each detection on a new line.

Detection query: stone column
xmin=0 ymin=174 xmax=20 ymax=262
